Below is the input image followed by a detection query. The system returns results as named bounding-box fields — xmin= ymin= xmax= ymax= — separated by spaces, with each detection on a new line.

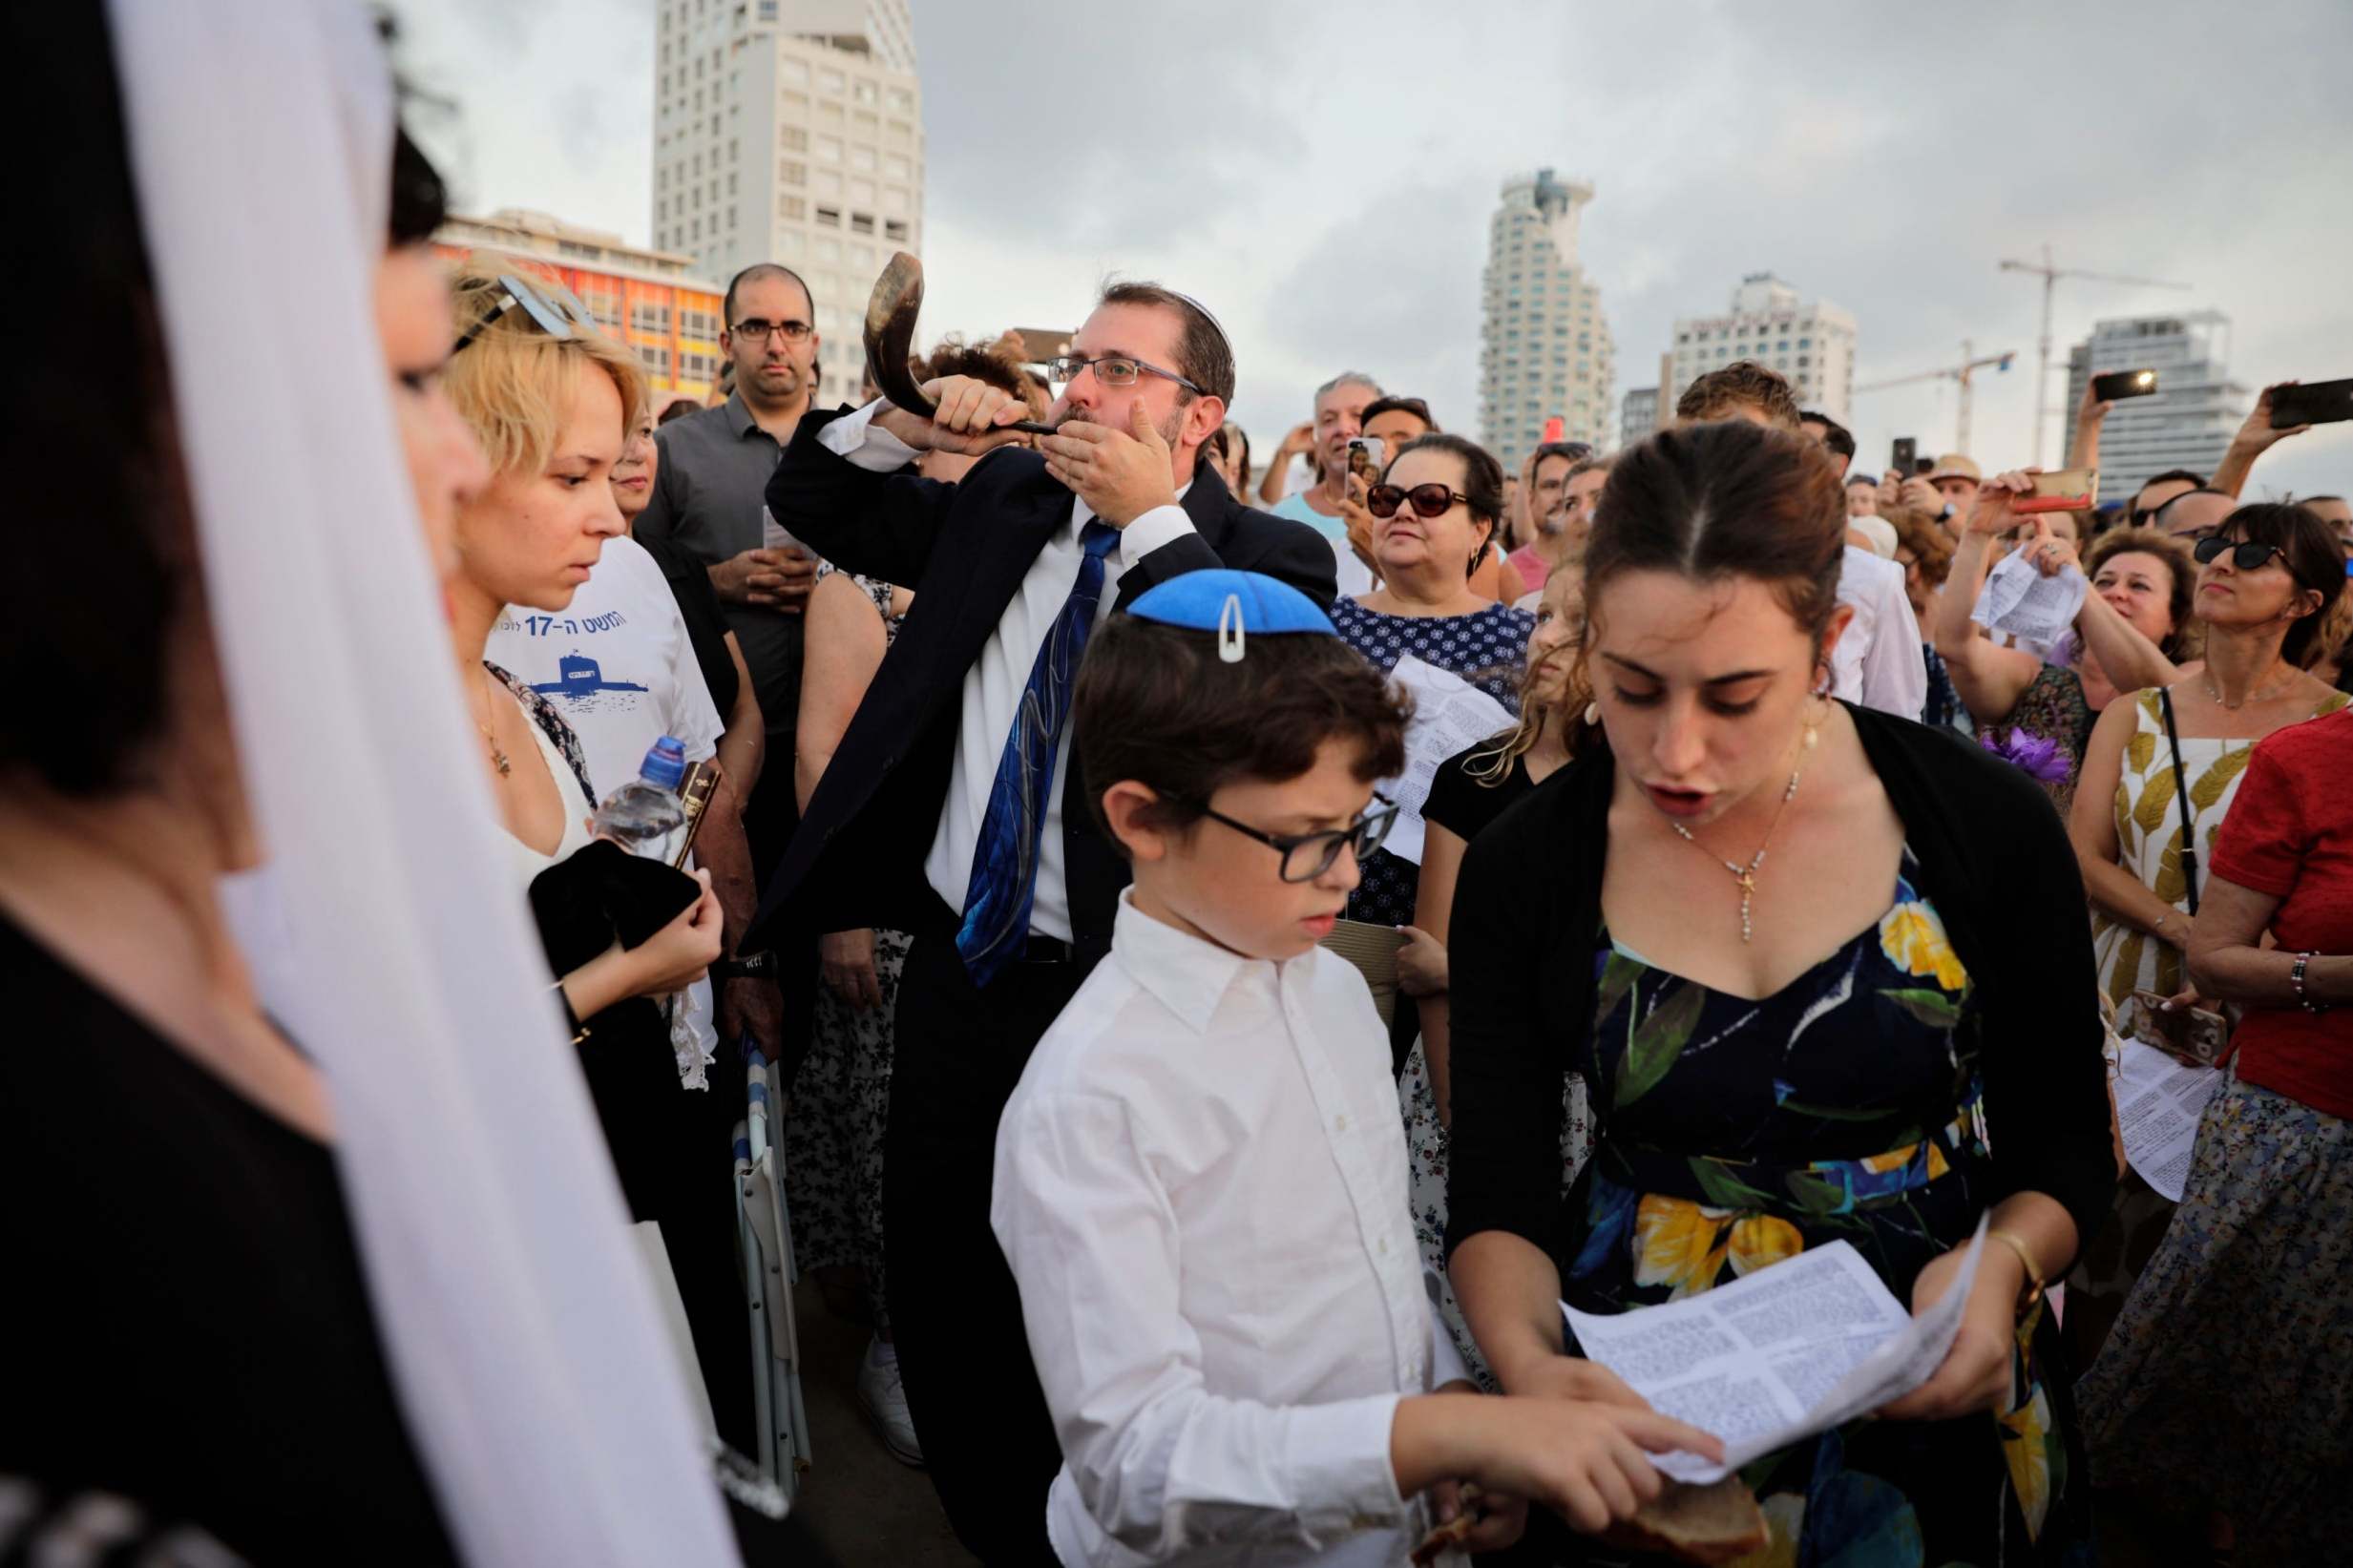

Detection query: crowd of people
xmin=10 ymin=8 xmax=2353 ymax=1567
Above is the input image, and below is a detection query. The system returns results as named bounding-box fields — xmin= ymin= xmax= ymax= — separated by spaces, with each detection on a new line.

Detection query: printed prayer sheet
xmin=1970 ymin=550 xmax=2089 ymax=648
xmin=1564 ymin=1221 xmax=1987 ymax=1484
xmin=2113 ymin=1039 xmax=2227 ymax=1202
xmin=1376 ymin=655 xmax=1515 ymax=866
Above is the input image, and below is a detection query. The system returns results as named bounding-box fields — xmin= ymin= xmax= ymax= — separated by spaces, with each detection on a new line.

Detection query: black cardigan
xmin=1442 ymin=701 xmax=2117 ymax=1265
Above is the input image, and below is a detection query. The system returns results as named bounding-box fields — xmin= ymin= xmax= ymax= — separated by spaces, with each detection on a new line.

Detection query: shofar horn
xmin=862 ymin=251 xmax=1056 ymax=435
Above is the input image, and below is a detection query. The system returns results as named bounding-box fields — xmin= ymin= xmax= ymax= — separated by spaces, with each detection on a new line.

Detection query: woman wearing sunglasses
xmin=1328 ymin=434 xmax=1534 ymax=960
xmin=2060 ymin=502 xmax=2344 ymax=1369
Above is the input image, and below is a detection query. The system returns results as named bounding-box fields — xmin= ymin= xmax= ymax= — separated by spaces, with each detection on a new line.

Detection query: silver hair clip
xmin=1217 ymin=594 xmax=1245 ymax=663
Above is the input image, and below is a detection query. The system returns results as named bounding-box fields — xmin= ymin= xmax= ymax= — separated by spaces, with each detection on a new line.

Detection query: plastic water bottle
xmin=591 ymin=735 xmax=712 ymax=1088
xmin=591 ymin=735 xmax=688 ymax=858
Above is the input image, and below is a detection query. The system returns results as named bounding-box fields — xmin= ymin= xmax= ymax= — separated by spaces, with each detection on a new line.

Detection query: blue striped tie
xmin=956 ymin=520 xmax=1123 ymax=984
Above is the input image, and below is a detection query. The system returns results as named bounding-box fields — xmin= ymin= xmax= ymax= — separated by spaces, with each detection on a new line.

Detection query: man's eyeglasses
xmin=732 ymin=318 xmax=813 ymax=343
xmin=2193 ymin=536 xmax=2289 ymax=574
xmin=452 ymin=272 xmax=601 ymax=357
xmin=1045 ymin=354 xmax=1203 ymax=394
xmin=1367 ymin=483 xmax=1471 ymax=520
xmin=1195 ymin=799 xmax=1397 ymax=884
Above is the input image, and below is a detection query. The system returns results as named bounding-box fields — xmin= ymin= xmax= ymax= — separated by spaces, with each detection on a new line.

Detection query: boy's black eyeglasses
xmin=1193 ymin=799 xmax=1398 ymax=883
xmin=2193 ymin=536 xmax=2289 ymax=574
xmin=1367 ymin=483 xmax=1470 ymax=520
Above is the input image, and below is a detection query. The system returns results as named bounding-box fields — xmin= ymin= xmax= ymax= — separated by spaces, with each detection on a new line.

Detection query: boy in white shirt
xmin=991 ymin=572 xmax=1717 ymax=1566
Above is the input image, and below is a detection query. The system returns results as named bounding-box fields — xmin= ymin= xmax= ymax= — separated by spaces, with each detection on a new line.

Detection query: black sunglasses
xmin=2193 ymin=535 xmax=2288 ymax=574
xmin=1195 ymin=799 xmax=1397 ymax=883
xmin=1367 ymin=482 xmax=1471 ymax=520
xmin=451 ymin=272 xmax=599 ymax=357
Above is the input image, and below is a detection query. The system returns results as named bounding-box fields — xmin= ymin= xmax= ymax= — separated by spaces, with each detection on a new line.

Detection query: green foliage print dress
xmin=1563 ymin=855 xmax=2093 ymax=1567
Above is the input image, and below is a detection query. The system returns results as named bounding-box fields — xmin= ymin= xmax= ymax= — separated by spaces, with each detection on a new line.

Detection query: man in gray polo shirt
xmin=639 ymin=262 xmax=824 ymax=870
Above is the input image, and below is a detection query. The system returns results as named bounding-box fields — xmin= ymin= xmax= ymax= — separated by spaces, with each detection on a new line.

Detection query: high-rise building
xmin=651 ymin=0 xmax=922 ymax=406
xmin=1479 ymin=170 xmax=1615 ymax=471
xmin=1668 ymin=273 xmax=1857 ymax=422
xmin=435 ymin=209 xmax=725 ymax=409
xmin=1620 ymin=387 xmax=1659 ymax=451
xmin=2062 ymin=311 xmax=2246 ymax=506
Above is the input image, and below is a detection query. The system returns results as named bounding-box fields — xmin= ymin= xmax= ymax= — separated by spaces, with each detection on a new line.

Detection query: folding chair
xmin=733 ymin=1055 xmax=811 ymax=1496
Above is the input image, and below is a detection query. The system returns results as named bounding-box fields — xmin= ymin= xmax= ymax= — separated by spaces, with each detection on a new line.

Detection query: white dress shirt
xmin=1833 ymin=545 xmax=1929 ymax=721
xmin=820 ymin=400 xmax=1197 ymax=942
xmin=992 ymin=892 xmax=1473 ymax=1567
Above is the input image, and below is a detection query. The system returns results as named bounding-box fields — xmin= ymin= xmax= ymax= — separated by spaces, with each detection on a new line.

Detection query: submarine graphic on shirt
xmin=531 ymin=653 xmax=648 ymax=706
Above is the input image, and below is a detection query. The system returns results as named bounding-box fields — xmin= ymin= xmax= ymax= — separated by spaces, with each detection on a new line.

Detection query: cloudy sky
xmin=400 ymin=0 xmax=2353 ymax=498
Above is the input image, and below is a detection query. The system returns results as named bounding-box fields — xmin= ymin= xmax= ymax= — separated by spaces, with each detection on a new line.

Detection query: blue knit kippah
xmin=1124 ymin=571 xmax=1335 ymax=645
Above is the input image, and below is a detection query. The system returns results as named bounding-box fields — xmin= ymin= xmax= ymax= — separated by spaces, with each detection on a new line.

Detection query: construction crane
xmin=2001 ymin=246 xmax=2193 ymax=465
xmin=1853 ymin=340 xmax=2017 ymax=457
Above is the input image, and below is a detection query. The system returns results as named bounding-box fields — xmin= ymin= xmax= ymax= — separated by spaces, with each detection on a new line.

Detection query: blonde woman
xmin=1393 ymin=564 xmax=1593 ymax=1379
xmin=440 ymin=258 xmax=744 ymax=1442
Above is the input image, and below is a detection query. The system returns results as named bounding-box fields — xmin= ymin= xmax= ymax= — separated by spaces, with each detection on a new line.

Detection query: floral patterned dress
xmin=782 ymin=568 xmax=913 ymax=1328
xmin=1978 ymin=662 xmax=2092 ymax=819
xmin=1565 ymin=858 xmax=2091 ymax=1566
xmin=1328 ymin=597 xmax=1531 ymax=930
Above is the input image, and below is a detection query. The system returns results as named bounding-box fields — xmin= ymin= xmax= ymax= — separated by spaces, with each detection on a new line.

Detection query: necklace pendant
xmin=492 ymin=747 xmax=512 ymax=776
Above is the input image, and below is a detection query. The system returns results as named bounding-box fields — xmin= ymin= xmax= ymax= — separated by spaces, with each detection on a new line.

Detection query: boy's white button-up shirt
xmin=993 ymin=891 xmax=1471 ymax=1567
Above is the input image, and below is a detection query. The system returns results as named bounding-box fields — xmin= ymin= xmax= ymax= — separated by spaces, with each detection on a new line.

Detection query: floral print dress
xmin=1565 ymin=858 xmax=2091 ymax=1566
xmin=782 ymin=568 xmax=913 ymax=1327
xmin=1978 ymin=662 xmax=2092 ymax=819
xmin=1329 ymin=597 xmax=1531 ymax=930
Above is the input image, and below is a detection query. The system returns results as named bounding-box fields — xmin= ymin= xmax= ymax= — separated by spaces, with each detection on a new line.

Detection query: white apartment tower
xmin=1620 ymin=387 xmax=1659 ymax=452
xmin=652 ymin=0 xmax=923 ymax=405
xmin=1669 ymin=274 xmax=1857 ymax=423
xmin=1480 ymin=170 xmax=1616 ymax=470
xmin=2062 ymin=312 xmax=2246 ymax=507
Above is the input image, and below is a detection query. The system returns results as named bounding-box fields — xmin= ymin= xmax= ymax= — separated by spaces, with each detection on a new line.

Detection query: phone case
xmin=2012 ymin=468 xmax=2096 ymax=513
xmin=2124 ymin=990 xmax=2230 ymax=1065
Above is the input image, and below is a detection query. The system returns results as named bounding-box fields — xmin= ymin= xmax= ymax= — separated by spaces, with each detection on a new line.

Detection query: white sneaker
xmin=857 ymin=1336 xmax=924 ymax=1467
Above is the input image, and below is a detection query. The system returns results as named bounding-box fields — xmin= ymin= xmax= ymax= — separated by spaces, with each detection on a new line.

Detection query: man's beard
xmin=1051 ymin=405 xmax=1185 ymax=447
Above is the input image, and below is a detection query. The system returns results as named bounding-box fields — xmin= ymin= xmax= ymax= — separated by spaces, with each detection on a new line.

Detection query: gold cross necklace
xmin=1666 ymin=717 xmax=1817 ymax=943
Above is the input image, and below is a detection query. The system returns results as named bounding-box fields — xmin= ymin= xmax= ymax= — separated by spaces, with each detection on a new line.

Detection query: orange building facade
xmin=434 ymin=209 xmax=725 ymax=410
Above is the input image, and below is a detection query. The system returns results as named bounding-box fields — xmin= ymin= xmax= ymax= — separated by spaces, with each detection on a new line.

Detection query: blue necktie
xmin=956 ymin=520 xmax=1123 ymax=984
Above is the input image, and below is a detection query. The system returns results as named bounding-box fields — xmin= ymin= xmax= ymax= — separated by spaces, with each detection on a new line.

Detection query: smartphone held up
xmin=2090 ymin=368 xmax=2159 ymax=403
xmin=2012 ymin=467 xmax=2099 ymax=514
xmin=2269 ymin=378 xmax=2353 ymax=429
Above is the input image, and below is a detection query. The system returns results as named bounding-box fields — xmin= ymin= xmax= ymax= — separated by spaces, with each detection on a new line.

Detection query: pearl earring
xmin=1584 ymin=701 xmax=1602 ymax=726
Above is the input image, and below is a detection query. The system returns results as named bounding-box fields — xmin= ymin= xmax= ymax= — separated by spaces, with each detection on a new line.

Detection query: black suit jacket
xmin=746 ymin=407 xmax=1339 ymax=962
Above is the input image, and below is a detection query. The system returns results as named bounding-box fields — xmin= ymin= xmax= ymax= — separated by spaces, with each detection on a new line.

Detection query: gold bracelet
xmin=1985 ymin=1227 xmax=2045 ymax=1312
